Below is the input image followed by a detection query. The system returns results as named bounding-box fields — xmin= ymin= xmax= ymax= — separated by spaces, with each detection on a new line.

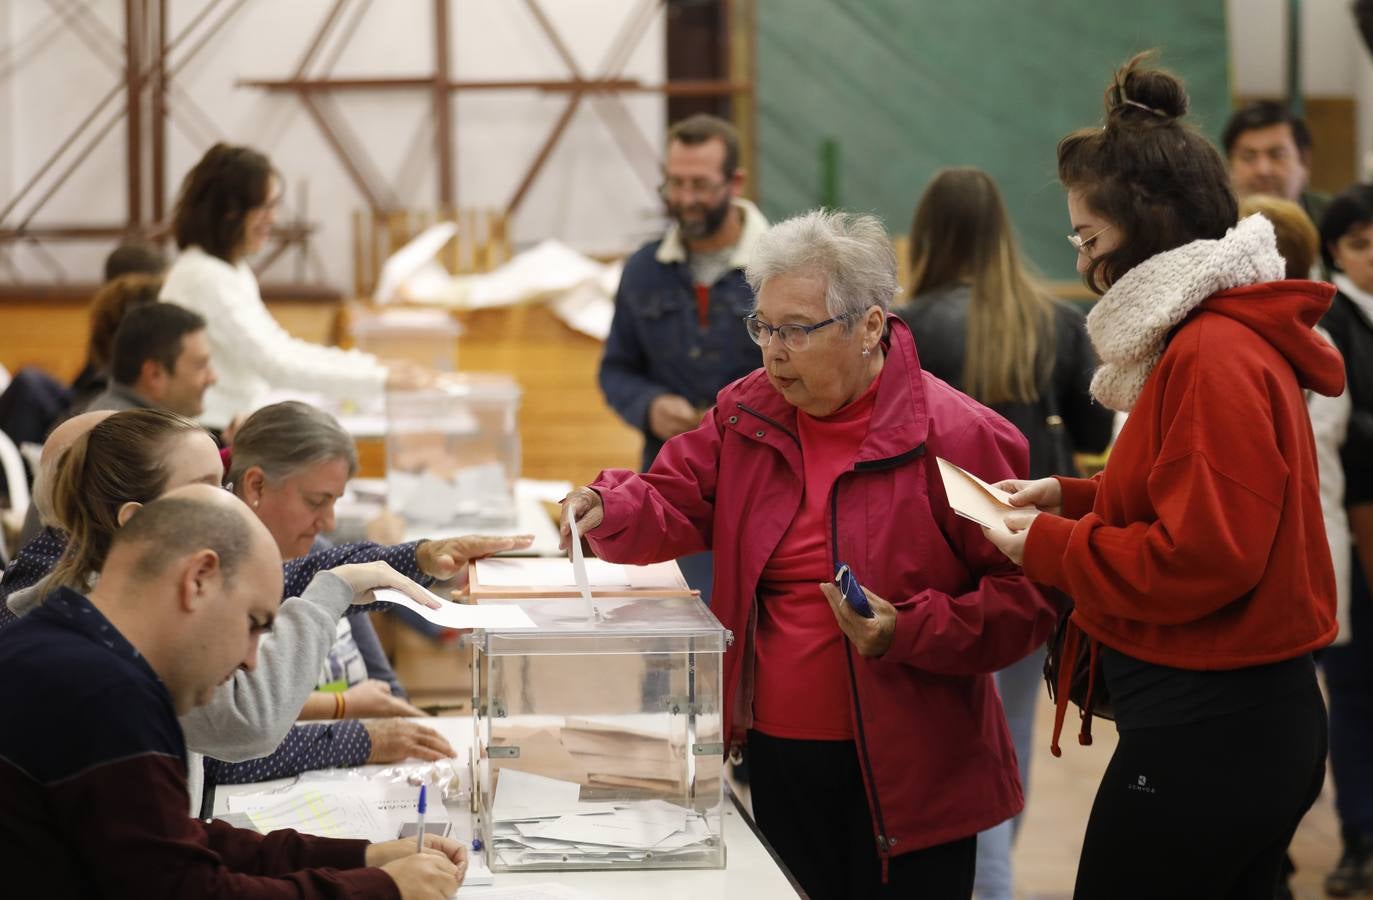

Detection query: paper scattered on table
xmin=550 ymin=275 xmax=617 ymax=341
xmin=475 ymin=557 xmax=631 ymax=589
xmin=373 ymin=221 xmax=459 ymax=303
xmin=566 ymin=512 xmax=596 ymax=619
xmin=227 ymin=781 xmax=449 ymax=831
xmin=401 ymin=239 xmax=607 ymax=310
xmin=935 ymin=457 xmax=1019 ymax=534
xmin=371 ymin=587 xmax=537 ymax=630
xmin=240 ymin=789 xmax=391 ymax=842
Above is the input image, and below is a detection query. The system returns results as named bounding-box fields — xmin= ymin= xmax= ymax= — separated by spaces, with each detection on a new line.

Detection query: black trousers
xmin=1323 ymin=562 xmax=1373 ymax=834
xmin=1073 ymin=680 xmax=1328 ymax=899
xmin=748 ymin=730 xmax=976 ymax=900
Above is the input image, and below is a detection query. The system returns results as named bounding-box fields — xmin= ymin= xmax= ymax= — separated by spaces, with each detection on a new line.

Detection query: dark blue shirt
xmin=0 ymin=587 xmax=184 ymax=786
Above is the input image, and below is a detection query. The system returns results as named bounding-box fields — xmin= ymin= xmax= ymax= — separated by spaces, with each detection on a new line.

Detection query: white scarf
xmin=1085 ymin=214 xmax=1285 ymax=412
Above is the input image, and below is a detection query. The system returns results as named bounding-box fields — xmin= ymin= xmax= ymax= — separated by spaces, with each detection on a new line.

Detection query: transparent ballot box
xmin=386 ymin=374 xmax=521 ymax=529
xmin=351 ymin=307 xmax=462 ymax=371
xmin=471 ymin=595 xmax=730 ymax=871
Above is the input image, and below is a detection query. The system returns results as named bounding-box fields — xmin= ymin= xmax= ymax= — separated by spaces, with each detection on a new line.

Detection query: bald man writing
xmin=0 ymin=486 xmax=466 ymax=899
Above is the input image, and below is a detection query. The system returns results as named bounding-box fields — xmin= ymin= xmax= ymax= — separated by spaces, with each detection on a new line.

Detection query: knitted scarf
xmin=1085 ymin=214 xmax=1285 ymax=412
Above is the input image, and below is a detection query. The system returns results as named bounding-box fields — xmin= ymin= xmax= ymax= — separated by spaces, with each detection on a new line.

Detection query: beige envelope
xmin=935 ymin=457 xmax=1018 ymax=533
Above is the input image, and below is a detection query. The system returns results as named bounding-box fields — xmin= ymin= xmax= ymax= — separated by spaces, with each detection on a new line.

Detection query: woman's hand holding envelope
xmin=992 ymin=477 xmax=1063 ymax=517
xmin=980 ymin=511 xmax=1039 ymax=565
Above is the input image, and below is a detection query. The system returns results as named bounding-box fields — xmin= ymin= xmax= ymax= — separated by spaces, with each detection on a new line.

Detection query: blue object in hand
xmin=415 ymin=784 xmax=427 ymax=853
xmin=835 ymin=563 xmax=874 ymax=618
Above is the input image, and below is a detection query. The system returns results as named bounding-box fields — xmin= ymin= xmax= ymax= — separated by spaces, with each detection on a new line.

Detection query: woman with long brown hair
xmin=898 ymin=167 xmax=1113 ymax=900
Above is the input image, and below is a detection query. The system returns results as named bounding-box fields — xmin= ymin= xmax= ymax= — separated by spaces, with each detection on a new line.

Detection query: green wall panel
xmin=755 ymin=0 xmax=1231 ymax=281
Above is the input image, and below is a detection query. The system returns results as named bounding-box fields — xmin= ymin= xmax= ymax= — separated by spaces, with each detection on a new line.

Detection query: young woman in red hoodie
xmin=983 ymin=54 xmax=1346 ymax=898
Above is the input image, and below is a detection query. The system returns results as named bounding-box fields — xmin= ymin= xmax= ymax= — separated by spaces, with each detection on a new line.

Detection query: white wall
xmin=2 ymin=0 xmax=666 ymax=288
xmin=0 ymin=2 xmax=11 ymax=247
xmin=1227 ymin=0 xmax=1373 ymax=173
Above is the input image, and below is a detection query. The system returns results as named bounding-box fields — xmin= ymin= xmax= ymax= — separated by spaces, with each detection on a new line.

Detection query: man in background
xmin=598 ymin=114 xmax=768 ymax=605
xmin=1223 ymin=100 xmax=1329 ymax=227
xmin=88 ymin=301 xmax=217 ymax=419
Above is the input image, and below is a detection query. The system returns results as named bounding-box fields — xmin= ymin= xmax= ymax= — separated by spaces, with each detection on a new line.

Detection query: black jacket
xmin=1321 ymin=291 xmax=1373 ymax=505
xmin=896 ymin=285 xmax=1114 ymax=478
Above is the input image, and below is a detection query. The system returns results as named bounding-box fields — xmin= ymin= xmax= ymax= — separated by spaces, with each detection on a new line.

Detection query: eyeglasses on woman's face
xmin=1067 ymin=224 xmax=1113 ymax=259
xmin=744 ymin=313 xmax=852 ymax=352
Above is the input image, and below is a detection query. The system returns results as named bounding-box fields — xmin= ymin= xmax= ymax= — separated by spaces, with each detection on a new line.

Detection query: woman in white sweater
xmin=161 ymin=143 xmax=413 ymax=427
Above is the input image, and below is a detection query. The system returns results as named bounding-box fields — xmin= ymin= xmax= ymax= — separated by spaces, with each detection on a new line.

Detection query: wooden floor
xmin=1007 ymin=691 xmax=1340 ymax=900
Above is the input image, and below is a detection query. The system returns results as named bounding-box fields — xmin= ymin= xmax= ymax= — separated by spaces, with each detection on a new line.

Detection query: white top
xmin=160 ymin=246 xmax=388 ymax=426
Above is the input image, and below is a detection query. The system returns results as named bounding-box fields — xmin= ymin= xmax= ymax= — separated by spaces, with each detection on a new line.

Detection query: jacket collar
xmin=731 ymin=315 xmax=929 ymax=465
xmin=1333 ymin=273 xmax=1373 ymax=328
xmin=106 ymin=381 xmax=154 ymax=410
xmin=655 ymin=198 xmax=769 ymax=270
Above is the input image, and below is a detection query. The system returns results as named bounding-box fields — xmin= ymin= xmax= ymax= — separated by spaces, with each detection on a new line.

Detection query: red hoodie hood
xmin=1199 ymin=279 xmax=1345 ymax=398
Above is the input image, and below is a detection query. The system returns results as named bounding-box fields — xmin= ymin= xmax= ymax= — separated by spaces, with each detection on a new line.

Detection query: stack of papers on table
xmin=226 ymin=782 xmax=450 ymax=843
xmin=488 ymin=769 xmax=717 ymax=865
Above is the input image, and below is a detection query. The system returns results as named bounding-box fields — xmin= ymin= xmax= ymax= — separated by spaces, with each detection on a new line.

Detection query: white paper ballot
xmin=491 ymin=769 xmax=583 ymax=823
xmin=566 ymin=513 xmax=596 ymax=618
xmin=370 ymin=587 xmax=537 ymax=630
xmin=935 ymin=457 xmax=1019 ymax=534
xmin=526 ymin=812 xmax=680 ymax=850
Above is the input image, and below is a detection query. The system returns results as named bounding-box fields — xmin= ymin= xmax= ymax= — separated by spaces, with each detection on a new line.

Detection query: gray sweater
xmin=9 ymin=570 xmax=355 ymax=811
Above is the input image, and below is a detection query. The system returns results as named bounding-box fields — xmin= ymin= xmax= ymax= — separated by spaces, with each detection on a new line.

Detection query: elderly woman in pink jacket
xmin=562 ymin=210 xmax=1059 ymax=900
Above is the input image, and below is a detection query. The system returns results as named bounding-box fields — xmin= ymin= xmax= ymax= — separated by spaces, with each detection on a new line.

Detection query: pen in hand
xmin=415 ymin=784 xmax=427 ymax=854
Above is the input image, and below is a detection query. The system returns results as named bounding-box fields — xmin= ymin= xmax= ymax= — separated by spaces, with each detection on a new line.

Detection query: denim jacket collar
xmin=655 ymin=198 xmax=769 ymax=273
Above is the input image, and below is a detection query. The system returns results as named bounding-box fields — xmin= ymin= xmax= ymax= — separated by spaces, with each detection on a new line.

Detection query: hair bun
xmin=1105 ymin=52 xmax=1188 ymax=125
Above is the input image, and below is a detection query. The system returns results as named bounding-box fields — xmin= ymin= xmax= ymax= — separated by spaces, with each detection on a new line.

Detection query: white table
xmin=211 ymin=718 xmax=801 ymax=899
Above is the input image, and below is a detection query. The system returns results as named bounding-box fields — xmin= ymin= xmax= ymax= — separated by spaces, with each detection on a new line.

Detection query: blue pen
xmin=415 ymin=784 xmax=427 ymax=852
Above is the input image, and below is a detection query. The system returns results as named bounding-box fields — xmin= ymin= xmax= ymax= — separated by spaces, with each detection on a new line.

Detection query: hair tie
xmin=1121 ymin=97 xmax=1168 ymax=118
